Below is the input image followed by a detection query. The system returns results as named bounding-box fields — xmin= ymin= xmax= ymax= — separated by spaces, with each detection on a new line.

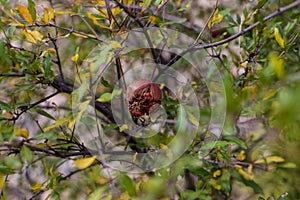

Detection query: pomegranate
xmin=126 ymin=80 xmax=162 ymax=123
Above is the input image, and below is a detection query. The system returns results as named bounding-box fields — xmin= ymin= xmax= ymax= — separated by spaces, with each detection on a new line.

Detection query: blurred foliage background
xmin=0 ymin=0 xmax=299 ymax=199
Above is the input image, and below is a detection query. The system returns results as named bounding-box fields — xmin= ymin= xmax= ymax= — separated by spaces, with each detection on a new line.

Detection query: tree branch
xmin=193 ymin=0 xmax=300 ymax=50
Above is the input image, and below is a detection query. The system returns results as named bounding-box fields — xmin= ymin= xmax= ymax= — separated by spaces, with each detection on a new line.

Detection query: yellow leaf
xmin=212 ymin=181 xmax=221 ymax=190
xmin=16 ymin=4 xmax=33 ymax=24
xmin=187 ymin=111 xmax=199 ymax=126
xmin=254 ymin=156 xmax=285 ymax=164
xmin=41 ymin=7 xmax=55 ymax=23
xmin=97 ymin=177 xmax=109 ymax=185
xmin=119 ymin=124 xmax=128 ymax=132
xmin=72 ymin=32 xmax=88 ymax=38
xmin=22 ymin=29 xmax=36 ymax=43
xmin=30 ymin=182 xmax=42 ymax=191
xmin=73 ymin=156 xmax=96 ymax=169
xmin=213 ymin=170 xmax=221 ymax=178
xmin=270 ymin=52 xmax=285 ymax=79
xmin=40 ymin=48 xmax=56 ymax=57
xmin=274 ymin=27 xmax=285 ymax=48
xmin=111 ymin=7 xmax=121 ymax=16
xmin=132 ymin=152 xmax=138 ymax=162
xmin=15 ymin=128 xmax=29 ymax=139
xmin=92 ymin=0 xmax=105 ymax=6
xmin=22 ymin=29 xmax=43 ymax=44
xmin=248 ymin=164 xmax=253 ymax=174
xmin=149 ymin=16 xmax=156 ymax=23
xmin=71 ymin=53 xmax=79 ymax=62
xmin=237 ymin=150 xmax=246 ymax=161
xmin=44 ymin=117 xmax=69 ymax=132
xmin=55 ymin=11 xmax=76 ymax=15
xmin=238 ymin=168 xmax=252 ymax=180
xmin=208 ymin=13 xmax=223 ymax=29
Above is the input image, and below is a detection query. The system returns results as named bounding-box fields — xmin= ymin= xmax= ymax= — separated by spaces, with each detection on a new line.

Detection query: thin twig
xmin=194 ymin=0 xmax=219 ymax=45
xmin=48 ymin=33 xmax=64 ymax=81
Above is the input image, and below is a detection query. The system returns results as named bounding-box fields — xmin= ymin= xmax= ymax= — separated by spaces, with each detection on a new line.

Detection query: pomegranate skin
xmin=126 ymin=80 xmax=162 ymax=120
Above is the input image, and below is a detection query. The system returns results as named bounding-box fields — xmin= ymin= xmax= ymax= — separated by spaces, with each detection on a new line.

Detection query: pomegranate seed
xmin=145 ymin=92 xmax=151 ymax=100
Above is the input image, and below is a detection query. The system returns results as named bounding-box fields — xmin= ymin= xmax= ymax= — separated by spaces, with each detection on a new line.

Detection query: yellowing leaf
xmin=187 ymin=111 xmax=199 ymax=126
xmin=73 ymin=156 xmax=96 ymax=169
xmin=72 ymin=32 xmax=88 ymax=38
xmin=274 ymin=27 xmax=285 ymax=48
xmin=97 ymin=93 xmax=112 ymax=102
xmin=22 ymin=29 xmax=43 ymax=44
xmin=248 ymin=164 xmax=253 ymax=174
xmin=30 ymin=182 xmax=42 ymax=191
xmin=0 ymin=174 xmax=5 ymax=190
xmin=160 ymin=144 xmax=173 ymax=158
xmin=119 ymin=124 xmax=128 ymax=132
xmin=237 ymin=150 xmax=246 ymax=161
xmin=16 ymin=4 xmax=33 ymax=24
xmin=15 ymin=128 xmax=29 ymax=139
xmin=254 ymin=156 xmax=285 ymax=164
xmin=87 ymin=12 xmax=110 ymax=29
xmin=55 ymin=11 xmax=76 ymax=15
xmin=44 ymin=117 xmax=69 ymax=132
xmin=238 ymin=168 xmax=252 ymax=180
xmin=208 ymin=13 xmax=223 ymax=29
xmin=132 ymin=152 xmax=138 ymax=162
xmin=141 ymin=0 xmax=151 ymax=12
xmin=270 ymin=52 xmax=285 ymax=79
xmin=262 ymin=89 xmax=277 ymax=101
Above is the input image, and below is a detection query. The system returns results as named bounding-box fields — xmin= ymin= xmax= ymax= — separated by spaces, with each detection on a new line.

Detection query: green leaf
xmin=34 ymin=131 xmax=57 ymax=141
xmin=20 ymin=145 xmax=34 ymax=163
xmin=27 ymin=0 xmax=36 ymax=21
xmin=0 ymin=100 xmax=11 ymax=111
xmin=223 ymin=136 xmax=247 ymax=149
xmin=120 ymin=174 xmax=137 ymax=197
xmin=100 ymin=77 xmax=114 ymax=89
xmin=255 ymin=0 xmax=268 ymax=9
xmin=4 ymin=155 xmax=22 ymax=170
xmin=34 ymin=108 xmax=56 ymax=120
xmin=142 ymin=0 xmax=151 ymax=12
xmin=97 ymin=93 xmax=112 ymax=102
xmin=72 ymin=78 xmax=90 ymax=104
xmin=0 ymin=165 xmax=15 ymax=175
xmin=43 ymin=54 xmax=54 ymax=82
xmin=102 ymin=123 xmax=118 ymax=130
xmin=87 ymin=187 xmax=108 ymax=200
